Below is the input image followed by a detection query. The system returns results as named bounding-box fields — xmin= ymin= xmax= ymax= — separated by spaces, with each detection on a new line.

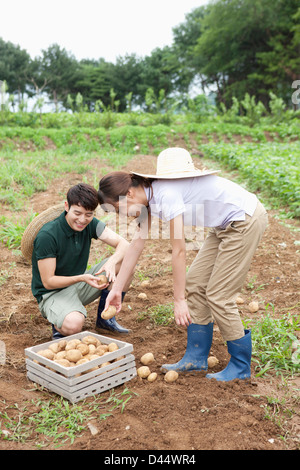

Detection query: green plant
xmin=138 ymin=303 xmax=175 ymax=326
xmin=0 ymin=213 xmax=36 ymax=248
xmin=246 ymin=310 xmax=300 ymax=378
xmin=0 ymin=387 xmax=135 ymax=448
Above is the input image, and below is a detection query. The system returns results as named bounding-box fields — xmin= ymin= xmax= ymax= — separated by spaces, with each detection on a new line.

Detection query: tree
xmin=38 ymin=44 xmax=79 ymax=111
xmin=108 ymin=54 xmax=143 ymax=111
xmin=137 ymin=46 xmax=180 ymax=108
xmin=0 ymin=38 xmax=31 ymax=103
xmin=192 ymin=0 xmax=300 ymax=106
xmin=72 ymin=59 xmax=114 ymax=111
xmin=172 ymin=6 xmax=209 ymax=94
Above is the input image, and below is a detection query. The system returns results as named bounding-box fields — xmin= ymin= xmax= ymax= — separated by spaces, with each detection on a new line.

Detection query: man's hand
xmin=82 ymin=273 xmax=104 ymax=289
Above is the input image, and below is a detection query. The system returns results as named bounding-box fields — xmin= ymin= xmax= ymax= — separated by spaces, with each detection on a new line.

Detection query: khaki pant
xmin=38 ymin=260 xmax=108 ymax=329
xmin=186 ymin=201 xmax=268 ymax=341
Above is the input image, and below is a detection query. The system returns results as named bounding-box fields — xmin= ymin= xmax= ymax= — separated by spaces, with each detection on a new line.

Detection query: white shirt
xmin=147 ymin=175 xmax=258 ymax=228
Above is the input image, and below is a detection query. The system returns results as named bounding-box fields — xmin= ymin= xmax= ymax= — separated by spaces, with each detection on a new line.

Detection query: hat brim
xmin=130 ymin=169 xmax=219 ymax=179
xmin=21 ymin=203 xmax=65 ymax=262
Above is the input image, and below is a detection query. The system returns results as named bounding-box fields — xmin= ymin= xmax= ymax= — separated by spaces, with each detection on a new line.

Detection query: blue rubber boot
xmin=161 ymin=323 xmax=214 ymax=373
xmin=96 ymin=289 xmax=131 ymax=334
xmin=206 ymin=329 xmax=252 ymax=381
xmin=52 ymin=325 xmax=65 ymax=339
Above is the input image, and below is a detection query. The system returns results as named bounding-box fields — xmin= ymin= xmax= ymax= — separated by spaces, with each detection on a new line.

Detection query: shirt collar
xmin=58 ymin=211 xmax=78 ymax=238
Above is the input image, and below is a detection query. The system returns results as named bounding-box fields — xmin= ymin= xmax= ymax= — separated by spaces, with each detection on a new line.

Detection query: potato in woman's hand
xmin=101 ymin=305 xmax=117 ymax=320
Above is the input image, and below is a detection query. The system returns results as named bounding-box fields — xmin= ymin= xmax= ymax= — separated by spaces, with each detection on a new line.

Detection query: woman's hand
xmin=95 ymin=258 xmax=117 ymax=284
xmin=174 ymin=299 xmax=192 ymax=327
xmin=104 ymin=289 xmax=123 ymax=313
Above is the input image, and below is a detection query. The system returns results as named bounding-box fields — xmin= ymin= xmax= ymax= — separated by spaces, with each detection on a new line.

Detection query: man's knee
xmin=61 ymin=311 xmax=85 ymax=336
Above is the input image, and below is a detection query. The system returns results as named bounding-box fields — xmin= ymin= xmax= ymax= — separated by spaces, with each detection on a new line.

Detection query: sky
xmin=1 ymin=0 xmax=209 ymax=63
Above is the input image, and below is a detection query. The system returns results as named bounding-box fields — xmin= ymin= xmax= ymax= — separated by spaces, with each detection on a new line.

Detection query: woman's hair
xmin=67 ymin=183 xmax=98 ymax=211
xmin=98 ymin=171 xmax=153 ymax=205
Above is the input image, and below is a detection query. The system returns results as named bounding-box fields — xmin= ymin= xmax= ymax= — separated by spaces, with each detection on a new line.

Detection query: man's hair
xmin=67 ymin=183 xmax=98 ymax=211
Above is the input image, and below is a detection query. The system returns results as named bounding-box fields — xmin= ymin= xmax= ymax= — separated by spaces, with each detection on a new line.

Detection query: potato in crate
xmin=25 ymin=331 xmax=137 ymax=403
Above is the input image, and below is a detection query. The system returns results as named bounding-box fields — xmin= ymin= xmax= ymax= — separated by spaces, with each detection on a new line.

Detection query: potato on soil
xmin=65 ymin=349 xmax=82 ymax=363
xmin=249 ymin=301 xmax=259 ymax=313
xmin=137 ymin=366 xmax=151 ymax=378
xmin=140 ymin=352 xmax=154 ymax=365
xmin=207 ymin=356 xmax=219 ymax=368
xmin=164 ymin=370 xmax=178 ymax=383
xmin=138 ymin=293 xmax=147 ymax=300
xmin=147 ymin=372 xmax=158 ymax=382
xmin=101 ymin=305 xmax=117 ymax=320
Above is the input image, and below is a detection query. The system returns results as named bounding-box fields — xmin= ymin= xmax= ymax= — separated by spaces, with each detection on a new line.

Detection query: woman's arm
xmin=170 ymin=214 xmax=192 ymax=327
xmin=96 ymin=226 xmax=130 ymax=283
xmin=104 ymin=213 xmax=150 ymax=311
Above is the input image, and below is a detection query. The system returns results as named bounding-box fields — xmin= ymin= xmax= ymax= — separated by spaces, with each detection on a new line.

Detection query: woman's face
xmin=115 ymin=186 xmax=148 ymax=218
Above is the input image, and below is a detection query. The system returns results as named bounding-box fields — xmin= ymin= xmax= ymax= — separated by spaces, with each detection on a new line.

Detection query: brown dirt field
xmin=0 ymin=154 xmax=299 ymax=451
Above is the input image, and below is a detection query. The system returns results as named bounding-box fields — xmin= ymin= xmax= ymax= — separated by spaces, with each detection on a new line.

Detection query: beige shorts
xmin=186 ymin=201 xmax=268 ymax=341
xmin=38 ymin=260 xmax=108 ymax=328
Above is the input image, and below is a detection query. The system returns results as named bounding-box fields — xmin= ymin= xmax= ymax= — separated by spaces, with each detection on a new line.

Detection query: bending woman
xmin=97 ymin=148 xmax=268 ymax=382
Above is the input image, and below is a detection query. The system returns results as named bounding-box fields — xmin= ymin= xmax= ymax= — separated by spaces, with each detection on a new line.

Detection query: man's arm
xmin=38 ymin=258 xmax=100 ymax=290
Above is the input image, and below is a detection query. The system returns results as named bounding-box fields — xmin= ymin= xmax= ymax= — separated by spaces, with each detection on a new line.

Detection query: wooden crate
xmin=25 ymin=331 xmax=136 ymax=403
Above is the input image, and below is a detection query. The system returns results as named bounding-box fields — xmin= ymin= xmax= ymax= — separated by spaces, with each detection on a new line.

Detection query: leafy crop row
xmin=0 ymin=122 xmax=299 ymax=218
xmin=200 ymin=141 xmax=300 ymax=217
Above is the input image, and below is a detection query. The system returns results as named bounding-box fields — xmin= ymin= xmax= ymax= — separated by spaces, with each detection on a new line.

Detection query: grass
xmin=246 ymin=309 xmax=300 ymax=378
xmin=138 ymin=302 xmax=299 ymax=379
xmin=0 ymin=213 xmax=36 ymax=248
xmin=137 ymin=303 xmax=175 ymax=326
xmin=0 ymin=387 xmax=135 ymax=448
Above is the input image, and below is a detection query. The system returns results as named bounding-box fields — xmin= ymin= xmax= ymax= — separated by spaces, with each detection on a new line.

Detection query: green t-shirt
xmin=31 ymin=211 xmax=106 ymax=303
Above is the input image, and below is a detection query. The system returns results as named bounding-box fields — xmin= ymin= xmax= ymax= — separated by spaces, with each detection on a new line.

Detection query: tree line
xmin=0 ymin=0 xmax=299 ymax=113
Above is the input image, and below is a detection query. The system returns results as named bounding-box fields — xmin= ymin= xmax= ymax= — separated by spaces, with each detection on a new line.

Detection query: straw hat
xmin=21 ymin=203 xmax=65 ymax=261
xmin=131 ymin=147 xmax=219 ymax=179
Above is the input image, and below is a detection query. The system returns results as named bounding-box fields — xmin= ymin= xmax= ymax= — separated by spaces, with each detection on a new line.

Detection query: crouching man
xmin=31 ymin=183 xmax=131 ymax=339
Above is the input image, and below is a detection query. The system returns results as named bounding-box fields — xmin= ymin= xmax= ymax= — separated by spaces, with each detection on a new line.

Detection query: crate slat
xmin=25 ymin=331 xmax=137 ymax=402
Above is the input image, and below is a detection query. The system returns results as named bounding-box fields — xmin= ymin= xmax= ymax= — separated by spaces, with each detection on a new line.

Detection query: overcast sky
xmin=1 ymin=0 xmax=209 ymax=62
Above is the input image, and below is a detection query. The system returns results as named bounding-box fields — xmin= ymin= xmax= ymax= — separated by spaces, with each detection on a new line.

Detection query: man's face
xmin=65 ymin=202 xmax=94 ymax=231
